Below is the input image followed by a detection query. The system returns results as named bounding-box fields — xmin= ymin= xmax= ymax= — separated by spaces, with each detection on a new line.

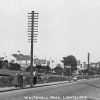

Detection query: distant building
xmin=77 ymin=64 xmax=82 ymax=74
xmin=77 ymin=60 xmax=81 ymax=65
xmin=1 ymin=53 xmax=54 ymax=68
xmin=82 ymin=62 xmax=87 ymax=68
xmin=0 ymin=57 xmax=4 ymax=61
xmin=12 ymin=54 xmax=30 ymax=63
xmin=12 ymin=54 xmax=31 ymax=67
xmin=12 ymin=54 xmax=51 ymax=67
xmin=76 ymin=61 xmax=87 ymax=74
xmin=97 ymin=62 xmax=100 ymax=68
xmin=3 ymin=54 xmax=16 ymax=62
xmin=34 ymin=58 xmax=47 ymax=66
xmin=90 ymin=62 xmax=97 ymax=68
xmin=34 ymin=58 xmax=56 ymax=68
xmin=77 ymin=60 xmax=82 ymax=69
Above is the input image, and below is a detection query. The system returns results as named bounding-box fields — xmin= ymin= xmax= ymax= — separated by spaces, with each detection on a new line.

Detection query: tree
xmin=43 ymin=66 xmax=51 ymax=74
xmin=36 ymin=65 xmax=43 ymax=73
xmin=26 ymin=65 xmax=51 ymax=73
xmin=0 ymin=60 xmax=9 ymax=69
xmin=89 ymin=66 xmax=100 ymax=75
xmin=54 ymin=64 xmax=63 ymax=75
xmin=62 ymin=55 xmax=77 ymax=75
xmin=9 ymin=63 xmax=21 ymax=70
xmin=26 ymin=65 xmax=36 ymax=72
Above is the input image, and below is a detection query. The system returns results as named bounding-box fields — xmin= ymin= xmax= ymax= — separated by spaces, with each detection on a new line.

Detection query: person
xmin=14 ymin=73 xmax=19 ymax=88
xmin=23 ymin=76 xmax=26 ymax=87
xmin=68 ymin=76 xmax=72 ymax=83
xmin=32 ymin=71 xmax=37 ymax=85
xmin=18 ymin=72 xmax=23 ymax=88
xmin=73 ymin=76 xmax=77 ymax=81
xmin=41 ymin=75 xmax=44 ymax=83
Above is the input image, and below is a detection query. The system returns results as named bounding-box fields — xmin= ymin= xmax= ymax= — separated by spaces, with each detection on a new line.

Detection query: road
xmin=0 ymin=78 xmax=100 ymax=100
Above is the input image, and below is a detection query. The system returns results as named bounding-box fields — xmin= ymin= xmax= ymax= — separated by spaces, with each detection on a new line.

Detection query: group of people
xmin=14 ymin=72 xmax=24 ymax=88
xmin=14 ymin=71 xmax=37 ymax=88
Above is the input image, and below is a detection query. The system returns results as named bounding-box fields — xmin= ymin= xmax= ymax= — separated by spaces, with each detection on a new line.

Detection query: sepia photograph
xmin=0 ymin=0 xmax=100 ymax=100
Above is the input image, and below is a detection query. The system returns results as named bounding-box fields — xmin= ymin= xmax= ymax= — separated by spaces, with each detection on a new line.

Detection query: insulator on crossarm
xmin=28 ymin=21 xmax=32 ymax=22
xmin=34 ymin=18 xmax=38 ymax=19
xmin=33 ymin=34 xmax=38 ymax=35
xmin=34 ymin=12 xmax=39 ymax=15
xmin=34 ymin=21 xmax=38 ymax=22
xmin=33 ymin=35 xmax=37 ymax=37
xmin=34 ymin=23 xmax=38 ymax=25
xmin=33 ymin=26 xmax=38 ymax=27
xmin=28 ymin=36 xmax=31 ymax=37
xmin=34 ymin=28 xmax=38 ymax=30
xmin=28 ymin=41 xmax=37 ymax=43
xmin=28 ymin=27 xmax=32 ymax=29
xmin=33 ymin=31 xmax=38 ymax=32
xmin=33 ymin=41 xmax=37 ymax=43
xmin=33 ymin=38 xmax=37 ymax=40
xmin=28 ymin=17 xmax=32 ymax=19
xmin=28 ymin=16 xmax=32 ymax=17
xmin=28 ymin=13 xmax=32 ymax=14
xmin=28 ymin=29 xmax=38 ymax=32
xmin=28 ymin=23 xmax=32 ymax=24
xmin=28 ymin=31 xmax=31 ymax=33
xmin=28 ymin=26 xmax=32 ymax=27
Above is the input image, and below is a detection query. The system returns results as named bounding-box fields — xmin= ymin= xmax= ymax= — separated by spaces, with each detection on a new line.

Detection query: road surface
xmin=0 ymin=78 xmax=100 ymax=100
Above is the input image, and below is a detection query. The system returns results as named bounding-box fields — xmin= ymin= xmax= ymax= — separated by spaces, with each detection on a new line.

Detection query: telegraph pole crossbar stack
xmin=28 ymin=11 xmax=39 ymax=87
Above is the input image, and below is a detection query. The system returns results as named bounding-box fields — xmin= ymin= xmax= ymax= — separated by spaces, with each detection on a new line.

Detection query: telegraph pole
xmin=87 ymin=52 xmax=90 ymax=77
xmin=28 ymin=11 xmax=39 ymax=87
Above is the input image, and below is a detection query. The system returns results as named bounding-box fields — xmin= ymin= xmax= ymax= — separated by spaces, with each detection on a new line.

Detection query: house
xmin=3 ymin=54 xmax=16 ymax=62
xmin=90 ymin=62 xmax=97 ymax=68
xmin=82 ymin=62 xmax=87 ymax=68
xmin=34 ymin=58 xmax=47 ymax=66
xmin=97 ymin=62 xmax=100 ymax=68
xmin=0 ymin=57 xmax=4 ymax=61
xmin=76 ymin=64 xmax=82 ymax=74
xmin=76 ymin=60 xmax=82 ymax=73
xmin=12 ymin=54 xmax=51 ymax=67
xmin=76 ymin=61 xmax=88 ymax=74
xmin=77 ymin=60 xmax=82 ymax=69
xmin=12 ymin=54 xmax=31 ymax=67
xmin=2 ymin=53 xmax=52 ymax=68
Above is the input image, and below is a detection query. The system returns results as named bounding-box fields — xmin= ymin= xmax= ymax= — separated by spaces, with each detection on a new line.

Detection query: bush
xmin=0 ymin=76 xmax=13 ymax=87
xmin=9 ymin=63 xmax=21 ymax=70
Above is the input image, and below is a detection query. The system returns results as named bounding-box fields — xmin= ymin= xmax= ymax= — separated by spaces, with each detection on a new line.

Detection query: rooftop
xmin=12 ymin=54 xmax=31 ymax=60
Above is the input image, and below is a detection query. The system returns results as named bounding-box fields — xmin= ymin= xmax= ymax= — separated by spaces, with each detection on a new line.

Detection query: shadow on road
xmin=78 ymin=82 xmax=100 ymax=89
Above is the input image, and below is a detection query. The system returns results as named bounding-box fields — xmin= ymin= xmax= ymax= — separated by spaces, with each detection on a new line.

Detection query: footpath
xmin=0 ymin=80 xmax=69 ymax=93
xmin=0 ymin=77 xmax=98 ymax=93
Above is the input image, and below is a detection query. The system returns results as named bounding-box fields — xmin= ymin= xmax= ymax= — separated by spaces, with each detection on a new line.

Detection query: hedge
xmin=0 ymin=74 xmax=68 ymax=87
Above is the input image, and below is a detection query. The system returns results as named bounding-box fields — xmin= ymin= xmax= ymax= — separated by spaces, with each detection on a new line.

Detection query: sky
xmin=0 ymin=0 xmax=100 ymax=63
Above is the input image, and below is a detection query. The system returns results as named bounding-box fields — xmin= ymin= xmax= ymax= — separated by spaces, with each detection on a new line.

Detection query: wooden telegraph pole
xmin=28 ymin=11 xmax=39 ymax=87
xmin=87 ymin=52 xmax=90 ymax=77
